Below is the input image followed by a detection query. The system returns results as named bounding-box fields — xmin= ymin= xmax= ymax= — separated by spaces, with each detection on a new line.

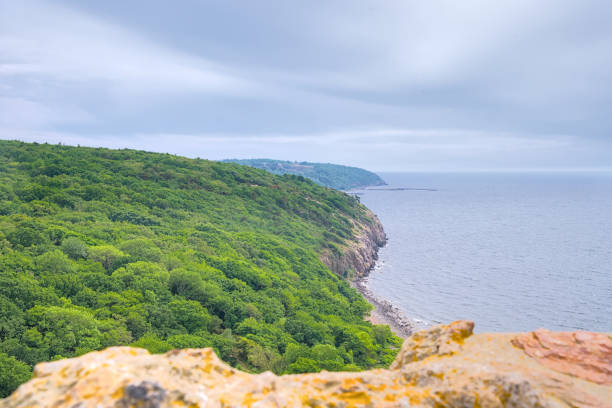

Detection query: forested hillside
xmin=223 ymin=159 xmax=386 ymax=190
xmin=0 ymin=140 xmax=399 ymax=397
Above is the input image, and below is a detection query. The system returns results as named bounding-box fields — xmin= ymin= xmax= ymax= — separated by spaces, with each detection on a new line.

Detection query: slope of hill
xmin=222 ymin=159 xmax=386 ymax=190
xmin=0 ymin=140 xmax=398 ymax=397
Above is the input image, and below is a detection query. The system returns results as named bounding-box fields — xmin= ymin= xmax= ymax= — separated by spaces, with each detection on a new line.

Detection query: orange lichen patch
xmin=384 ymin=393 xmax=398 ymax=402
xmin=111 ymin=387 xmax=124 ymax=400
xmin=336 ymin=391 xmax=371 ymax=405
xmin=311 ymin=377 xmax=341 ymax=390
xmin=403 ymin=387 xmax=431 ymax=405
xmin=170 ymin=400 xmax=199 ymax=408
xmin=58 ymin=366 xmax=70 ymax=379
xmin=199 ymin=363 xmax=214 ymax=375
xmin=241 ymin=392 xmax=261 ymax=407
xmin=365 ymin=383 xmax=386 ymax=392
xmin=341 ymin=377 xmax=363 ymax=387
xmin=387 ymin=383 xmax=404 ymax=392
xmin=448 ymin=321 xmax=474 ymax=344
xmin=81 ymin=388 xmax=101 ymax=399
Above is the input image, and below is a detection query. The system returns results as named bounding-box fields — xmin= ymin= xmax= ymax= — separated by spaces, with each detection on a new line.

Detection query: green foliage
xmin=88 ymin=245 xmax=125 ymax=271
xmin=130 ymin=332 xmax=172 ymax=354
xmin=120 ymin=239 xmax=162 ymax=263
xmin=0 ymin=140 xmax=399 ymax=396
xmin=61 ymin=237 xmax=88 ymax=260
xmin=0 ymin=352 xmax=31 ymax=398
xmin=223 ymin=159 xmax=386 ymax=190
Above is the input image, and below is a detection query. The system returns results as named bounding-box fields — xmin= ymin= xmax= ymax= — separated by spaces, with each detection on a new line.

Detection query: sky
xmin=1 ymin=0 xmax=611 ymax=171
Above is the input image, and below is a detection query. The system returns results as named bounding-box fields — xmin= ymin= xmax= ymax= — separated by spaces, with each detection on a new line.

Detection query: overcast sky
xmin=1 ymin=0 xmax=611 ymax=171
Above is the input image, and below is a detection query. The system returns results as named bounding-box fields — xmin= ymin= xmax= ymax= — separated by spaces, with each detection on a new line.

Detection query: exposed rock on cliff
xmin=4 ymin=321 xmax=611 ymax=408
xmin=321 ymin=208 xmax=414 ymax=338
xmin=320 ymin=209 xmax=386 ymax=278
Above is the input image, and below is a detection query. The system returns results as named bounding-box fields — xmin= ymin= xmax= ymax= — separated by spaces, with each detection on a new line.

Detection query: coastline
xmin=353 ymin=273 xmax=414 ymax=338
xmin=319 ymin=201 xmax=415 ymax=338
xmin=351 ymin=209 xmax=415 ymax=338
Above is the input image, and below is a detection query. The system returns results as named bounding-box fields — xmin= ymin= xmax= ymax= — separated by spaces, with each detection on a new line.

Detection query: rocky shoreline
xmin=320 ymin=205 xmax=416 ymax=338
xmin=350 ymin=209 xmax=415 ymax=338
xmin=354 ymin=274 xmax=414 ymax=338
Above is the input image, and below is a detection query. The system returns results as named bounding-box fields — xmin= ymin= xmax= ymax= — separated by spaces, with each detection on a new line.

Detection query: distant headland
xmin=222 ymin=159 xmax=386 ymax=190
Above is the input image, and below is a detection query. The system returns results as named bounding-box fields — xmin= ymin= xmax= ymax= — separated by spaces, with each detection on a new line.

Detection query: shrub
xmin=0 ymin=352 xmax=31 ymax=398
xmin=61 ymin=237 xmax=89 ymax=260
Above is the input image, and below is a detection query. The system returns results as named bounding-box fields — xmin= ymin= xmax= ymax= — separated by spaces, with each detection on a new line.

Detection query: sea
xmin=354 ymin=172 xmax=612 ymax=333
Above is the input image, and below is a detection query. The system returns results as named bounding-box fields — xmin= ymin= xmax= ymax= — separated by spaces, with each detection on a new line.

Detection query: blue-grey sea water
xmin=355 ymin=172 xmax=612 ymax=333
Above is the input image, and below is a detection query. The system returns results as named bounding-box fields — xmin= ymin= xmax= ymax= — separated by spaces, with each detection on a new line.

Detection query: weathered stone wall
xmin=3 ymin=321 xmax=611 ymax=407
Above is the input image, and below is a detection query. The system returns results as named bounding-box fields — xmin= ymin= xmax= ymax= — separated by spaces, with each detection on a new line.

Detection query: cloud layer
xmin=1 ymin=0 xmax=611 ymax=170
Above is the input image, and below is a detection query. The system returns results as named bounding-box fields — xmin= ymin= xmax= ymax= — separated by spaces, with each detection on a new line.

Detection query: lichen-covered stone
xmin=3 ymin=321 xmax=611 ymax=408
xmin=390 ymin=320 xmax=474 ymax=368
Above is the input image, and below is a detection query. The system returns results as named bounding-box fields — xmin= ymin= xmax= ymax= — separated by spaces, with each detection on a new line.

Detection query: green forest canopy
xmin=0 ymin=140 xmax=399 ymax=397
xmin=222 ymin=159 xmax=386 ymax=191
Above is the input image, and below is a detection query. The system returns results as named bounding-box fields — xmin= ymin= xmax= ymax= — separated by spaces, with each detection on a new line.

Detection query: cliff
xmin=4 ymin=321 xmax=611 ymax=408
xmin=319 ymin=211 xmax=415 ymax=337
xmin=320 ymin=209 xmax=387 ymax=278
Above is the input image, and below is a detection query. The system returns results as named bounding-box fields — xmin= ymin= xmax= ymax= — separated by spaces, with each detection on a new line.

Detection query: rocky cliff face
xmin=4 ymin=321 xmax=611 ymax=408
xmin=320 ymin=209 xmax=387 ymax=278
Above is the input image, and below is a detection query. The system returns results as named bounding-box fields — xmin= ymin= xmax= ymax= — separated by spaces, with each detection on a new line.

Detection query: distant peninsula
xmin=222 ymin=159 xmax=386 ymax=190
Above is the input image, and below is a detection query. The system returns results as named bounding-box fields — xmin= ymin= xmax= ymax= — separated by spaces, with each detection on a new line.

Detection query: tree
xmin=0 ymin=295 xmax=25 ymax=341
xmin=168 ymin=299 xmax=211 ymax=333
xmin=7 ymin=222 xmax=44 ymax=247
xmin=0 ymin=352 xmax=31 ymax=398
xmin=61 ymin=237 xmax=88 ymax=260
xmin=285 ymin=312 xmax=329 ymax=346
xmin=167 ymin=334 xmax=212 ymax=349
xmin=88 ymin=245 xmax=125 ymax=271
xmin=35 ymin=250 xmax=74 ymax=275
xmin=25 ymin=306 xmax=103 ymax=359
xmin=130 ymin=333 xmax=172 ymax=354
xmin=120 ymin=239 xmax=162 ymax=263
xmin=288 ymin=357 xmax=320 ymax=373
xmin=111 ymin=262 xmax=169 ymax=296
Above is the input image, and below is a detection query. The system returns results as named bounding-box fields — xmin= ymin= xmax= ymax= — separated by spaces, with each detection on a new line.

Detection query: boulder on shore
xmin=3 ymin=321 xmax=611 ymax=407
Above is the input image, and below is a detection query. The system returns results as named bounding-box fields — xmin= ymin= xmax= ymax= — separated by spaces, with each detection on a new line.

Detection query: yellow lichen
xmin=241 ymin=392 xmax=261 ymax=407
xmin=366 ymin=383 xmax=386 ymax=392
xmin=336 ymin=391 xmax=371 ymax=406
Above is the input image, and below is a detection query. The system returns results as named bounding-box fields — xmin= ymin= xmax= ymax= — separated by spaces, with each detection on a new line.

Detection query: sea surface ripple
xmin=356 ymin=172 xmax=612 ymax=333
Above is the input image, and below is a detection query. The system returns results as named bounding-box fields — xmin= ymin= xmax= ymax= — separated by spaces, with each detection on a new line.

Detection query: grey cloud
xmin=1 ymin=0 xmax=611 ymax=170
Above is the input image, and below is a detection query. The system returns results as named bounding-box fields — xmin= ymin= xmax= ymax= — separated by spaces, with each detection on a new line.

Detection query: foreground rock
xmin=3 ymin=321 xmax=611 ymax=408
xmin=512 ymin=328 xmax=612 ymax=386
